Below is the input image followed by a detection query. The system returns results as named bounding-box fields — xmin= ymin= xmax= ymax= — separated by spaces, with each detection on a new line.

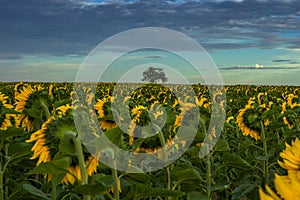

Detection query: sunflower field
xmin=0 ymin=82 xmax=299 ymax=200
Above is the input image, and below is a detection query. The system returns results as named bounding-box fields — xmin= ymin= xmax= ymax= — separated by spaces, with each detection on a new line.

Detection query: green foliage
xmin=0 ymin=82 xmax=299 ymax=199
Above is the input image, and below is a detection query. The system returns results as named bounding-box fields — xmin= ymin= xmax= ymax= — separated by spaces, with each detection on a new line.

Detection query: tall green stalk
xmin=112 ymin=167 xmax=119 ymax=200
xmin=155 ymin=124 xmax=172 ymax=200
xmin=40 ymin=100 xmax=50 ymax=119
xmin=206 ymin=151 xmax=212 ymax=198
xmin=260 ymin=121 xmax=268 ymax=185
xmin=66 ymin=131 xmax=90 ymax=200
xmin=51 ymin=184 xmax=56 ymax=200
xmin=0 ymin=165 xmax=3 ymax=200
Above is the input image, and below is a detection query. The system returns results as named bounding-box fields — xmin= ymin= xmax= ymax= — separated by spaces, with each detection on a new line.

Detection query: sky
xmin=0 ymin=0 xmax=300 ymax=85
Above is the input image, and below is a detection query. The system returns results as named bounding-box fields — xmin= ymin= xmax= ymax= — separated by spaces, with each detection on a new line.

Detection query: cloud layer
xmin=0 ymin=0 xmax=299 ymax=58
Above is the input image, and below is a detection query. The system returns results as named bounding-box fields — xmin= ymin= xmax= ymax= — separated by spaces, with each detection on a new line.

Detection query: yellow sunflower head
xmin=236 ymin=100 xmax=260 ymax=140
xmin=26 ymin=104 xmax=98 ymax=185
xmin=94 ymin=96 xmax=118 ymax=131
xmin=15 ymin=84 xmax=53 ymax=132
xmin=278 ymin=138 xmax=300 ymax=171
xmin=260 ymin=137 xmax=300 ymax=200
xmin=0 ymin=92 xmax=16 ymax=130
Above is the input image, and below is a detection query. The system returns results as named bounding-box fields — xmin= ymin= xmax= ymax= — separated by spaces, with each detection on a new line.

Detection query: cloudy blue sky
xmin=0 ymin=0 xmax=300 ymax=85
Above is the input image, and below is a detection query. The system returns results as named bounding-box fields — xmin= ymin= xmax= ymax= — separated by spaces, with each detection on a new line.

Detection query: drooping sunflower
xmin=196 ymin=95 xmax=210 ymax=109
xmin=174 ymin=100 xmax=197 ymax=132
xmin=0 ymin=92 xmax=17 ymax=130
xmin=280 ymin=92 xmax=300 ymax=129
xmin=15 ymin=84 xmax=53 ymax=132
xmin=236 ymin=97 xmax=261 ymax=140
xmin=226 ymin=116 xmax=235 ymax=124
xmin=286 ymin=93 xmax=300 ymax=109
xmin=26 ymin=104 xmax=98 ymax=185
xmin=127 ymin=105 xmax=149 ymax=145
xmin=94 ymin=96 xmax=118 ymax=131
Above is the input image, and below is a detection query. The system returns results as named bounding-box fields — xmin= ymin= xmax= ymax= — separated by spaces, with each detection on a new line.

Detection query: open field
xmin=0 ymin=82 xmax=299 ymax=200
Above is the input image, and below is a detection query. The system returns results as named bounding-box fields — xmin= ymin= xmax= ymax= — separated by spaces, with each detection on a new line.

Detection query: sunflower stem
xmin=166 ymin=166 xmax=171 ymax=200
xmin=154 ymin=125 xmax=172 ymax=200
xmin=51 ymin=183 xmax=56 ymax=200
xmin=295 ymin=119 xmax=300 ymax=131
xmin=40 ymin=100 xmax=51 ymax=119
xmin=206 ymin=151 xmax=212 ymax=199
xmin=105 ymin=191 xmax=114 ymax=200
xmin=112 ymin=166 xmax=119 ymax=200
xmin=260 ymin=121 xmax=268 ymax=185
xmin=155 ymin=125 xmax=168 ymax=162
xmin=0 ymin=166 xmax=4 ymax=200
xmin=67 ymin=131 xmax=90 ymax=200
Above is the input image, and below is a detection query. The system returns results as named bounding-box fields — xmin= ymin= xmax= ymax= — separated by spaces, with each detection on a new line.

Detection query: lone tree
xmin=141 ymin=67 xmax=168 ymax=83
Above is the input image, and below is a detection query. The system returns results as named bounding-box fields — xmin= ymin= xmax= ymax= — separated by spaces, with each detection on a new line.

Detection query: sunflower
xmin=287 ymin=93 xmax=300 ymax=109
xmin=260 ymin=171 xmax=300 ymax=200
xmin=274 ymin=171 xmax=300 ymax=199
xmin=280 ymin=93 xmax=300 ymax=129
xmin=26 ymin=104 xmax=98 ymax=185
xmin=15 ymin=84 xmax=53 ymax=132
xmin=26 ymin=117 xmax=53 ymax=165
xmin=278 ymin=138 xmax=300 ymax=170
xmin=260 ymin=138 xmax=300 ymax=200
xmin=48 ymin=83 xmax=54 ymax=99
xmin=131 ymin=105 xmax=148 ymax=122
xmin=62 ymin=156 xmax=98 ymax=185
xmin=226 ymin=116 xmax=235 ymax=123
xmin=236 ymin=98 xmax=260 ymax=140
xmin=0 ymin=92 xmax=16 ymax=130
xmin=127 ymin=105 xmax=149 ymax=145
xmin=94 ymin=96 xmax=118 ymax=130
xmin=173 ymin=101 xmax=197 ymax=132
xmin=13 ymin=81 xmax=25 ymax=99
xmin=259 ymin=185 xmax=281 ymax=200
xmin=100 ymin=120 xmax=118 ymax=130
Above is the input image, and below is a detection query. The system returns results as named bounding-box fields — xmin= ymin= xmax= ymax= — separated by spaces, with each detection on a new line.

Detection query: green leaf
xmin=23 ymin=184 xmax=51 ymax=200
xmin=8 ymin=142 xmax=32 ymax=157
xmin=255 ymin=155 xmax=268 ymax=161
xmin=28 ymin=159 xmax=70 ymax=175
xmin=209 ymin=182 xmax=231 ymax=192
xmin=59 ymin=135 xmax=76 ymax=154
xmin=53 ymin=99 xmax=72 ymax=108
xmin=124 ymin=173 xmax=150 ymax=184
xmin=170 ymin=164 xmax=203 ymax=192
xmin=0 ymin=107 xmax=22 ymax=115
xmin=132 ymin=184 xmax=185 ymax=199
xmin=187 ymin=191 xmax=210 ymax=200
xmin=0 ymin=127 xmax=25 ymax=141
xmin=5 ymin=143 xmax=32 ymax=166
xmin=91 ymin=174 xmax=114 ymax=185
xmin=105 ymin=127 xmax=123 ymax=146
xmin=29 ymin=158 xmax=71 ymax=186
xmin=73 ymin=184 xmax=111 ymax=196
xmin=231 ymin=182 xmax=258 ymax=200
xmin=172 ymin=167 xmax=203 ymax=183
xmin=74 ymin=174 xmax=114 ymax=196
xmin=223 ymin=153 xmax=252 ymax=171
xmin=214 ymin=139 xmax=230 ymax=152
xmin=23 ymin=109 xmax=43 ymax=121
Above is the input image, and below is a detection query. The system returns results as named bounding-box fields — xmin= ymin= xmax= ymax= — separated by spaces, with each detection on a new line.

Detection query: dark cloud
xmin=289 ymin=61 xmax=300 ymax=64
xmin=0 ymin=54 xmax=22 ymax=60
xmin=272 ymin=59 xmax=291 ymax=62
xmin=220 ymin=65 xmax=300 ymax=70
xmin=0 ymin=0 xmax=299 ymax=56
